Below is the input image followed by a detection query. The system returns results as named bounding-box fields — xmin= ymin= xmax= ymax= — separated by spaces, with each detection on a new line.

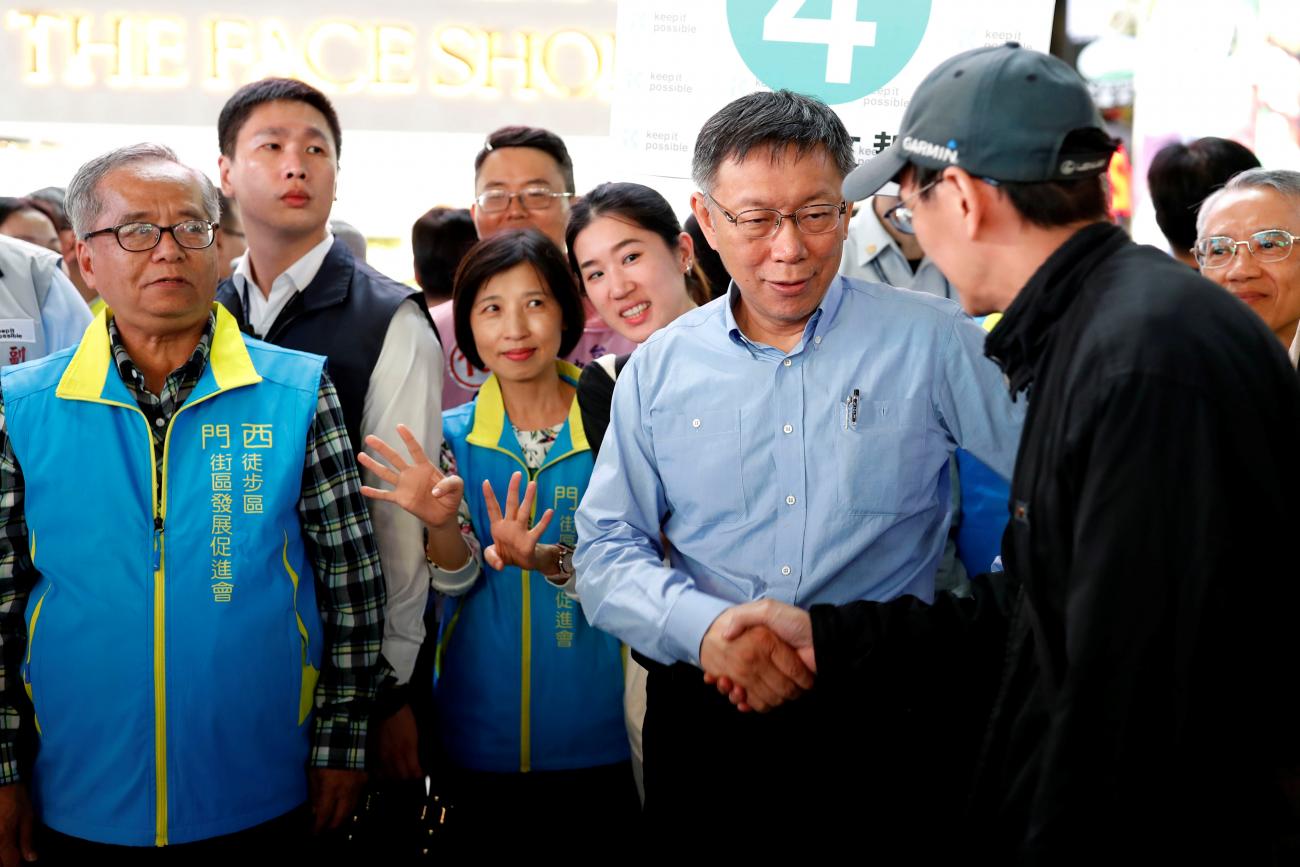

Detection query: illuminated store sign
xmin=1 ymin=3 xmax=616 ymax=134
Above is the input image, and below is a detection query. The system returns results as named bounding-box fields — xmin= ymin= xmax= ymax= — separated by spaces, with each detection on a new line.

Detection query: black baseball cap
xmin=845 ymin=42 xmax=1116 ymax=201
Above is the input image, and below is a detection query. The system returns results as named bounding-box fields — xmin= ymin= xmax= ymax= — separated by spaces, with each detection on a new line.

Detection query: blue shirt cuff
xmin=664 ymin=589 xmax=733 ymax=667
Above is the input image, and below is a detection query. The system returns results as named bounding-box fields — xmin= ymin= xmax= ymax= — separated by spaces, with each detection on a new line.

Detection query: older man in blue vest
xmin=0 ymin=143 xmax=387 ymax=863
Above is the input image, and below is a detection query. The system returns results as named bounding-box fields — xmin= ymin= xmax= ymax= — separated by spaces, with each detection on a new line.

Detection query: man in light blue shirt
xmin=573 ymin=90 xmax=1023 ymax=831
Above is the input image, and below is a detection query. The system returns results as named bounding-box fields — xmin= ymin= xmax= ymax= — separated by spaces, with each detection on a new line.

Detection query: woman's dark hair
xmin=452 ymin=228 xmax=585 ymax=371
xmin=1149 ymin=137 xmax=1260 ymax=252
xmin=566 ymin=182 xmax=710 ymax=306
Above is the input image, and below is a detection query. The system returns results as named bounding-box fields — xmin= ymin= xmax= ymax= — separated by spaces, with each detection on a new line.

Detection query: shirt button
xmin=783 ymin=358 xmax=792 ymax=367
xmin=154 ymin=417 xmax=165 ymax=427
xmin=781 ymin=565 xmax=792 ymax=576
xmin=783 ymin=423 xmax=793 ymax=434
xmin=785 ymin=495 xmax=796 ymax=505
xmin=814 ymin=336 xmax=822 ymax=345
xmin=691 ymin=418 xmax=701 ymax=428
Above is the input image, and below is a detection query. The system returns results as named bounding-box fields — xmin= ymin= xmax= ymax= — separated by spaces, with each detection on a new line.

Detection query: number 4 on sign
xmin=763 ymin=0 xmax=878 ymax=85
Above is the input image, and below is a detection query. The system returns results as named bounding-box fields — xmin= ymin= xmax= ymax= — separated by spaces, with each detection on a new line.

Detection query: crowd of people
xmin=0 ymin=39 xmax=1297 ymax=864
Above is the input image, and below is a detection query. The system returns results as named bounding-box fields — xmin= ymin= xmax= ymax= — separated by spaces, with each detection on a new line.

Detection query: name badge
xmin=0 ymin=319 xmax=36 ymax=343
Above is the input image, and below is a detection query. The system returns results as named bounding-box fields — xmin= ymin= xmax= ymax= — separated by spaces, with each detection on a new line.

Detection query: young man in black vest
xmin=215 ymin=78 xmax=442 ymax=788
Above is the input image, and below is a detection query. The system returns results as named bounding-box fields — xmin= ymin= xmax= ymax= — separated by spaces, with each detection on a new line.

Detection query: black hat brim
xmin=844 ymin=140 xmax=910 ymax=202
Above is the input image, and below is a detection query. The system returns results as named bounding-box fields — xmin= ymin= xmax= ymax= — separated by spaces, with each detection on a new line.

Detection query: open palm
xmin=482 ymin=471 xmax=554 ymax=571
xmin=358 ymin=424 xmax=464 ymax=529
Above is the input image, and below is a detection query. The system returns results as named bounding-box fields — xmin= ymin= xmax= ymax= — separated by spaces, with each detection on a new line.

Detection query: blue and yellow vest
xmin=437 ymin=362 xmax=627 ymax=773
xmin=0 ymin=305 xmax=325 ymax=847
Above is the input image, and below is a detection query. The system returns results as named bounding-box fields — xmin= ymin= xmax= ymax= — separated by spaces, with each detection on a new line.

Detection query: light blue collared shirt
xmin=574 ymin=276 xmax=1024 ymax=666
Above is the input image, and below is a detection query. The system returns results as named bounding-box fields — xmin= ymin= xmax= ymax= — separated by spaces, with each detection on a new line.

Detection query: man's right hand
xmin=0 ymin=783 xmax=35 ymax=866
xmin=699 ymin=616 xmax=814 ymax=713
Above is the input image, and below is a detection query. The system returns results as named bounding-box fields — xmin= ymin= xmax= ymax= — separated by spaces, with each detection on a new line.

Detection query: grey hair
xmin=1197 ymin=168 xmax=1300 ymax=238
xmin=691 ymin=90 xmax=856 ymax=193
xmin=66 ymin=142 xmax=220 ymax=237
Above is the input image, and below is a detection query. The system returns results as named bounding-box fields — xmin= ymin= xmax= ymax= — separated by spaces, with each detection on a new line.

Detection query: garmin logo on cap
xmin=902 ymin=136 xmax=959 ymax=165
xmin=1059 ymin=157 xmax=1108 ymax=176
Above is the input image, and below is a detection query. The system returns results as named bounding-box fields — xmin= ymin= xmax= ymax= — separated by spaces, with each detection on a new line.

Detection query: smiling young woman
xmin=566 ymin=182 xmax=710 ymax=452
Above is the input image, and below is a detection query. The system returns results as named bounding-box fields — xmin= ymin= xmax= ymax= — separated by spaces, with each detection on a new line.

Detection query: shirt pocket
xmin=652 ymin=408 xmax=746 ymax=526
xmin=835 ymin=398 xmax=933 ymax=516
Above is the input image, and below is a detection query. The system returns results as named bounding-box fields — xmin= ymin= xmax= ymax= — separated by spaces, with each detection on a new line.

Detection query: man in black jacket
xmin=711 ymin=44 xmax=1300 ymax=862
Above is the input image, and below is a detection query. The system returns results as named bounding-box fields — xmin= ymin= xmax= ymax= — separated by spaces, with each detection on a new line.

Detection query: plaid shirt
xmin=0 ymin=313 xmax=387 ymax=782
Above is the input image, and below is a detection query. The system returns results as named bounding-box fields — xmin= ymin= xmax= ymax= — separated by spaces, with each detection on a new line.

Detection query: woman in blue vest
xmin=359 ymin=228 xmax=634 ymax=829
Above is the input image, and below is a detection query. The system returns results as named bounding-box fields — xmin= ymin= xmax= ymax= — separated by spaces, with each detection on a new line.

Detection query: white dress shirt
xmin=232 ymin=238 xmax=443 ymax=684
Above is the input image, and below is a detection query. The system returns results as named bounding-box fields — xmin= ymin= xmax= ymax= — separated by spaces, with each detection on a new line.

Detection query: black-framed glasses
xmin=82 ymin=220 xmax=218 ymax=252
xmin=475 ymin=188 xmax=574 ymax=213
xmin=881 ymin=178 xmax=942 ymax=235
xmin=882 ymin=175 xmax=1002 ymax=235
xmin=1193 ymin=229 xmax=1296 ymax=269
xmin=705 ymin=192 xmax=846 ymax=240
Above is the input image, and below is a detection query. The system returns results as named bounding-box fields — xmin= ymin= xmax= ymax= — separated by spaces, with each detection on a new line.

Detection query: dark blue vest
xmin=216 ymin=239 xmax=430 ymax=451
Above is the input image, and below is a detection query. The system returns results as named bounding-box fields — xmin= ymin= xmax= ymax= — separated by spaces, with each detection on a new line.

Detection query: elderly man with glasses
xmin=1195 ymin=168 xmax=1300 ymax=365
xmin=0 ymin=142 xmax=388 ymax=862
xmin=573 ymin=89 xmax=1024 ymax=834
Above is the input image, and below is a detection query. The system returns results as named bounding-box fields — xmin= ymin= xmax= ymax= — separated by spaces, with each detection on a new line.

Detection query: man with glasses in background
xmin=1195 ymin=168 xmax=1300 ymax=365
xmin=573 ymin=90 xmax=1023 ymax=833
xmin=0 ymin=143 xmax=387 ymax=861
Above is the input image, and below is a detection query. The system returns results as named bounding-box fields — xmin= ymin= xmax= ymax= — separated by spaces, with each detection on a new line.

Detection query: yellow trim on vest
xmin=152 ymin=526 xmax=167 ymax=847
xmin=56 ymin=304 xmax=261 ymax=401
xmin=466 ymin=360 xmax=586 ymax=450
xmin=24 ymin=585 xmax=50 ymax=736
xmin=49 ymin=309 xmax=265 ymax=847
xmin=54 ymin=307 xmax=113 ymax=401
xmin=208 ymin=304 xmax=262 ymax=392
xmin=283 ymin=533 xmax=319 ymax=726
xmin=434 ymin=606 xmax=463 ymax=681
xmin=460 ymin=359 xmax=589 ymax=774
xmin=27 ymin=531 xmax=35 ymax=565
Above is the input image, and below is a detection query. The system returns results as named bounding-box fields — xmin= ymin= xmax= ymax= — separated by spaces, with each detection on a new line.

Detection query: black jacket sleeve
xmin=811 ymin=570 xmax=1016 ymax=697
xmin=576 ymin=359 xmax=616 ymax=458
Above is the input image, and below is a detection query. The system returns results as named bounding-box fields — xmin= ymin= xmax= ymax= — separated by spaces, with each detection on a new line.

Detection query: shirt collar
xmin=231 ymin=231 xmax=335 ymax=297
xmin=852 ymin=201 xmax=903 ymax=266
xmin=722 ymin=275 xmax=846 ymax=356
xmin=107 ymin=311 xmax=215 ymax=394
xmin=984 ymin=221 xmax=1129 ymax=396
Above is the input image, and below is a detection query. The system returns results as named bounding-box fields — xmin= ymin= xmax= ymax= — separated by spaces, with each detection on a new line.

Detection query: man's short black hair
xmin=413 ymin=206 xmax=477 ymax=305
xmin=691 ymin=90 xmax=856 ymax=192
xmin=914 ymin=128 xmax=1113 ymax=229
xmin=218 ymin=77 xmax=343 ymax=160
xmin=452 ymin=228 xmax=584 ymax=371
xmin=473 ymin=126 xmax=575 ymax=194
xmin=25 ymin=187 xmax=70 ymax=232
xmin=1148 ymin=137 xmax=1260 ymax=253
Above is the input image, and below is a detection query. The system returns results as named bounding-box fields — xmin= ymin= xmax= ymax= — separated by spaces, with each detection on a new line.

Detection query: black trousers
xmin=640 ymin=658 xmax=947 ymax=847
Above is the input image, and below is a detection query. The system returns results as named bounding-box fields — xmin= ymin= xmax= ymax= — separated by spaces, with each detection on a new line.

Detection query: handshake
xmin=699 ymin=599 xmax=818 ymax=713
